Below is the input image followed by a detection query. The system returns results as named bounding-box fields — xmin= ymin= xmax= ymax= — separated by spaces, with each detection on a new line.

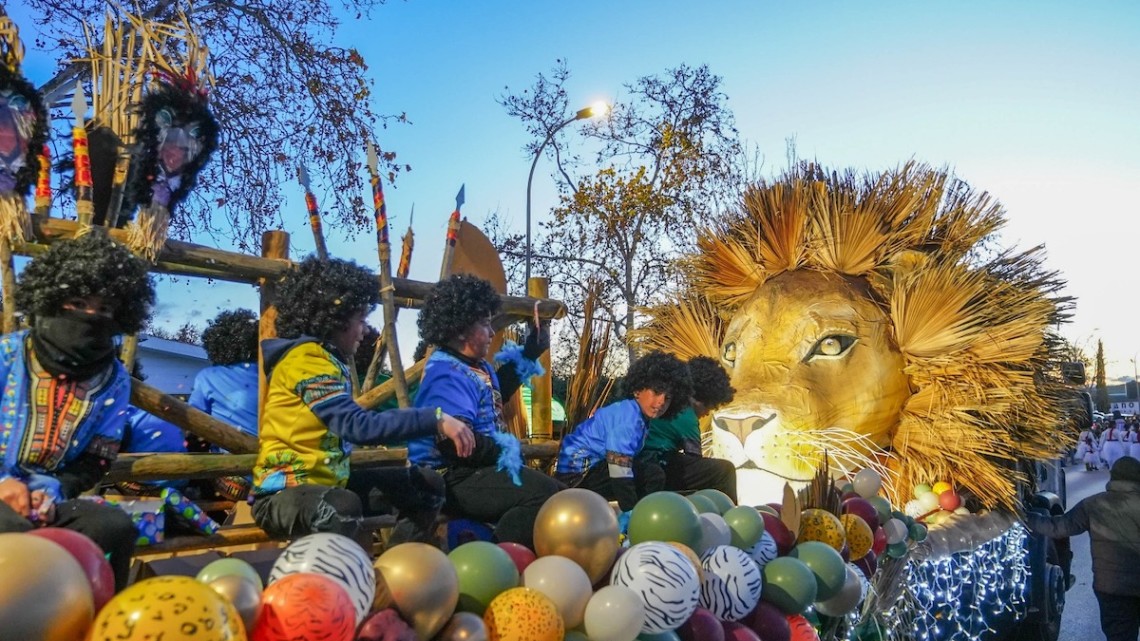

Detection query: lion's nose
xmin=713 ymin=413 xmax=776 ymax=442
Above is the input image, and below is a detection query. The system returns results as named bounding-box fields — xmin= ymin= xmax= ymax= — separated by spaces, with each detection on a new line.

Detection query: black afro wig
xmin=623 ymin=350 xmax=693 ymax=420
xmin=418 ymin=274 xmax=501 ymax=347
xmin=274 ymin=255 xmax=378 ymax=342
xmin=353 ymin=323 xmax=381 ymax=369
xmin=16 ymin=232 xmax=154 ymax=333
xmin=0 ymin=64 xmax=49 ymax=195
xmin=688 ymin=355 xmax=735 ymax=409
xmin=201 ymin=308 xmax=259 ymax=365
xmin=127 ymin=82 xmax=219 ymax=212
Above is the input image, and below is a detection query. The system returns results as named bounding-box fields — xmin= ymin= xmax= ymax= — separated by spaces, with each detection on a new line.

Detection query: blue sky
xmin=13 ymin=1 xmax=1140 ymax=379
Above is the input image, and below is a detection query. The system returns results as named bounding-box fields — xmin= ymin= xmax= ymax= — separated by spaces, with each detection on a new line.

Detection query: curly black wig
xmin=623 ymin=350 xmax=694 ymax=420
xmin=688 ymin=355 xmax=735 ymax=409
xmin=417 ymin=274 xmax=501 ymax=347
xmin=201 ymin=308 xmax=259 ymax=365
xmin=353 ymin=323 xmax=381 ymax=369
xmin=274 ymin=255 xmax=378 ymax=341
xmin=0 ymin=64 xmax=49 ymax=195
xmin=15 ymin=232 xmax=155 ymax=333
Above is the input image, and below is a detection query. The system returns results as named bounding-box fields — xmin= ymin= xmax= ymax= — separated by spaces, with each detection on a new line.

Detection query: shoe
xmin=387 ymin=514 xmax=441 ymax=548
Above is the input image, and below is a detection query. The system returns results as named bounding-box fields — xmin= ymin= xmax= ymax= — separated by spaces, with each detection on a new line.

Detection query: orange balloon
xmin=254 ymin=574 xmax=354 ymax=641
xmin=484 ymin=588 xmax=563 ymax=641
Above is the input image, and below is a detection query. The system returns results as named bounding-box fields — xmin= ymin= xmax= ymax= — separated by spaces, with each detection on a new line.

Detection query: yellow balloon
xmin=0 ymin=533 xmax=94 ymax=641
xmin=374 ymin=542 xmax=459 ymax=640
xmin=91 ymin=575 xmax=245 ymax=640
xmin=798 ymin=508 xmax=846 ymax=552
xmin=931 ymin=481 xmax=952 ymax=496
xmin=533 ymin=489 xmax=620 ymax=584
xmin=840 ymin=513 xmax=873 ymax=559
xmin=484 ymin=587 xmax=563 ymax=641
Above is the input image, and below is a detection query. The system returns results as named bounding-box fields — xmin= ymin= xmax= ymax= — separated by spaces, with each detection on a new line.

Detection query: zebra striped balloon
xmin=700 ymin=544 xmax=762 ymax=621
xmin=268 ymin=532 xmax=375 ymax=624
xmin=610 ymin=542 xmax=701 ymax=634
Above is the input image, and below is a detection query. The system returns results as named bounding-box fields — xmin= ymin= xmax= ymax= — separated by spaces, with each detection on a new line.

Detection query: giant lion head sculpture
xmin=635 ymin=163 xmax=1073 ymax=508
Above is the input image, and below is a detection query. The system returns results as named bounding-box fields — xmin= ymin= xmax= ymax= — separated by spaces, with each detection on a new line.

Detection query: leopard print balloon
xmin=89 ymin=575 xmax=245 ymax=641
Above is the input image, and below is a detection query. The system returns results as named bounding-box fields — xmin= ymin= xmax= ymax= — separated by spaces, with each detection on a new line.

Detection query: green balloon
xmin=686 ymin=493 xmax=719 ymax=514
xmin=886 ymin=541 xmax=909 ymax=559
xmin=448 ymin=541 xmax=519 ymax=614
xmin=195 ymin=558 xmax=263 ymax=590
xmin=840 ymin=482 xmax=855 ymax=494
xmin=789 ymin=541 xmax=847 ymax=601
xmin=693 ymin=489 xmax=736 ymax=514
xmin=866 ymin=496 xmax=893 ymax=525
xmin=909 ymin=522 xmax=928 ymax=542
xmin=723 ymin=505 xmax=766 ymax=549
xmin=629 ymin=492 xmax=703 ymax=549
xmin=638 ymin=631 xmax=681 ymax=641
xmin=564 ymin=632 xmax=591 ymax=641
xmin=761 ymin=556 xmax=818 ymax=615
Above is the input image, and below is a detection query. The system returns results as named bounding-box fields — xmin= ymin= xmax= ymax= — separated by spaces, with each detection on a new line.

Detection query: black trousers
xmin=252 ymin=465 xmax=445 ymax=547
xmin=443 ymin=466 xmax=563 ymax=550
xmin=0 ymin=498 xmax=136 ymax=592
xmin=1095 ymin=591 xmax=1140 ymax=641
xmin=557 ymin=459 xmax=666 ymax=509
xmin=659 ymin=452 xmax=738 ymax=504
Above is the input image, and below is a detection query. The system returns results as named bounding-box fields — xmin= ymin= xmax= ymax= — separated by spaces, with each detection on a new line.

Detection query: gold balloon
xmin=533 ymin=488 xmax=620 ymax=584
xmin=437 ymin=611 xmax=489 ymax=641
xmin=374 ymin=542 xmax=459 ymax=640
xmin=0 ymin=533 xmax=94 ymax=641
xmin=667 ymin=541 xmax=705 ymax=583
xmin=207 ymin=575 xmax=263 ymax=632
xmin=372 ymin=567 xmax=394 ymax=611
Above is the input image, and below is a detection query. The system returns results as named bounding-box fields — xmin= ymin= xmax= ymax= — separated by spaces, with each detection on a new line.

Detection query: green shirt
xmin=643 ymin=406 xmax=700 ymax=456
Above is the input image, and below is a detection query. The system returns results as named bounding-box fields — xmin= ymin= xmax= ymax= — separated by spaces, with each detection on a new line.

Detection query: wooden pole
xmin=0 ymin=238 xmax=17 ymax=333
xmin=365 ymin=145 xmax=410 ymax=406
xmin=528 ymin=277 xmax=554 ymax=440
xmin=130 ymin=378 xmax=257 ymax=454
xmin=259 ymin=231 xmax=290 ymax=421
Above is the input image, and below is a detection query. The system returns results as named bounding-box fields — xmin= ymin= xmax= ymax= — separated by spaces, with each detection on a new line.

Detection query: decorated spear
xmin=364 ymin=203 xmax=415 ymax=392
xmin=438 ymin=184 xmax=464 ymax=279
xmin=71 ymin=82 xmax=95 ymax=228
xmin=363 ymin=141 xmax=410 ymax=406
xmin=297 ymin=164 xmax=329 ymax=260
xmin=33 ymin=145 xmax=50 ymax=216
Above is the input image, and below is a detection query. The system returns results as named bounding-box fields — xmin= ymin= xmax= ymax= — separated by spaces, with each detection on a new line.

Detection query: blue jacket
xmin=556 ymin=398 xmax=648 ymax=476
xmin=189 ymin=363 xmax=259 ymax=438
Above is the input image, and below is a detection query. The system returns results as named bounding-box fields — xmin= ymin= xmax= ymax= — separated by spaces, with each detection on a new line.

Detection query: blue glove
xmin=618 ymin=510 xmax=632 ymax=535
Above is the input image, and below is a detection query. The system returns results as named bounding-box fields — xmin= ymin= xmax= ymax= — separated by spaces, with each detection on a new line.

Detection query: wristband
xmin=436 ymin=407 xmax=443 ymax=423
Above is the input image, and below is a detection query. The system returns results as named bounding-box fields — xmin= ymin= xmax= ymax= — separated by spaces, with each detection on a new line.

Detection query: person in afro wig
xmin=253 ymin=256 xmax=473 ymax=548
xmin=640 ymin=355 xmax=739 ymax=503
xmin=409 ymin=273 xmax=562 ymax=549
xmin=556 ymin=350 xmax=694 ymax=513
xmin=0 ymin=232 xmax=155 ymax=592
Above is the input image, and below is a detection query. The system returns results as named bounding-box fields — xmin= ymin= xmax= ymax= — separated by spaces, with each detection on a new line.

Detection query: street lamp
xmin=524 ymin=101 xmax=609 ymax=284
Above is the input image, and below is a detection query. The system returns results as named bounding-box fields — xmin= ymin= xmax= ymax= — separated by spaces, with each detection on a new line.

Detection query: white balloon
xmin=269 ymin=532 xmax=375 ymax=624
xmin=815 ymin=565 xmax=864 ymax=617
xmin=852 ymin=468 xmax=882 ymax=498
xmin=523 ymin=555 xmax=593 ymax=629
xmin=697 ymin=512 xmax=732 ymax=554
xmin=917 ymin=491 xmax=941 ymax=513
xmin=883 ymin=518 xmax=908 ymax=545
xmin=611 ymin=542 xmax=700 ymax=634
xmin=583 ymin=585 xmax=645 ymax=641
xmin=699 ymin=545 xmax=762 ymax=622
xmin=903 ymin=499 xmax=925 ymax=518
xmin=746 ymin=531 xmax=779 ymax=570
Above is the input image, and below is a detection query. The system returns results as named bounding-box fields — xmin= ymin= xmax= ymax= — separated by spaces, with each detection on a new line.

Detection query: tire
xmin=1012 ymin=562 xmax=1065 ymax=641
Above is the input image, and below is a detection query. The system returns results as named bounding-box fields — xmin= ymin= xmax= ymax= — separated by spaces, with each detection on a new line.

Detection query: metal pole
xmin=525 ymin=112 xmax=587 ymax=285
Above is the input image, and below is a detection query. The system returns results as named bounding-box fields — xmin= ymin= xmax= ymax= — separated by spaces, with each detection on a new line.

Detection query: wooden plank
xmin=130 ymin=379 xmax=258 ymax=454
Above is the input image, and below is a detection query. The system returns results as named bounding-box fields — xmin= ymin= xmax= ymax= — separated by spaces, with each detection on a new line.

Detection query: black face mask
xmin=31 ymin=311 xmax=118 ymax=380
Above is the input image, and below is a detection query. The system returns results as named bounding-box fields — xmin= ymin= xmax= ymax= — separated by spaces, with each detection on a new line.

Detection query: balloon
xmin=760 ymin=557 xmax=817 ymax=615
xmin=197 ymin=557 xmax=265 ymax=590
xmin=883 ymin=519 xmax=908 ymax=545
xmin=840 ymin=497 xmax=879 ymax=531
xmin=755 ymin=504 xmax=779 ymax=517
xmin=436 ymin=611 xmax=488 ymax=641
xmin=533 ymin=488 xmax=620 ymax=584
xmin=909 ymin=522 xmax=928 ymax=542
xmin=676 ymin=607 xmax=725 ymax=641
xmin=745 ymin=601 xmax=790 ymax=641
xmin=628 ymin=492 xmax=702 ymax=550
xmin=483 ymin=587 xmax=563 ymax=641
xmin=721 ymin=621 xmax=762 ymax=641
xmin=498 ymin=542 xmax=537 ymax=575
xmin=851 ymin=469 xmax=882 ymax=498
xmin=94 ymin=575 xmax=243 ymax=641
xmin=583 ymin=585 xmax=646 ymax=641
xmin=694 ymin=489 xmax=736 ymax=514
xmin=871 ymin=527 xmax=887 ymax=555
xmin=357 ymin=609 xmax=417 ymax=641
xmin=903 ymin=499 xmax=924 ymax=518
xmin=268 ymin=532 xmax=374 ymax=624
xmin=449 ymin=541 xmax=519 ymax=615
xmin=26 ymin=527 xmax=114 ymax=611
xmin=939 ymin=490 xmax=962 ymax=511
xmin=639 ymin=631 xmax=682 ymax=641
xmin=787 ymin=614 xmax=820 ymax=641
xmin=913 ymin=483 xmax=932 ymax=496
xmin=612 ymin=542 xmax=701 ymax=633
xmin=917 ymin=491 xmax=940 ymax=513
xmin=853 ymin=551 xmax=877 ymax=580
xmin=839 ymin=514 xmax=873 ymax=560
xmin=686 ymin=493 xmax=719 ymax=514
xmin=788 ymin=542 xmax=846 ymax=601
xmin=797 ymin=509 xmax=845 ymax=552
xmin=931 ymin=481 xmax=952 ymax=496
xmin=565 ymin=632 xmax=591 ymax=641
xmin=761 ymin=512 xmax=795 ymax=555
xmin=746 ymin=531 xmax=779 ymax=570
xmin=0 ymin=533 xmax=94 ymax=641
xmin=254 ymin=573 xmax=354 ymax=641
xmin=669 ymin=542 xmax=705 ymax=583
xmin=814 ymin=565 xmax=863 ymax=617
xmin=699 ymin=545 xmax=762 ymax=622
xmin=723 ymin=506 xmax=766 ymax=549
xmin=375 ymin=542 xmax=459 ymax=639
xmin=698 ymin=512 xmax=733 ymax=553
xmin=885 ymin=541 xmax=909 ymax=559
xmin=523 ymin=555 xmax=593 ymax=629
xmin=207 ymin=575 xmax=263 ymax=632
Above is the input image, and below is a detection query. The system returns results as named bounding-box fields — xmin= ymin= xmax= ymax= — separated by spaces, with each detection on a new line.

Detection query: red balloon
xmin=26 ymin=527 xmax=114 ymax=611
xmin=787 ymin=614 xmax=820 ymax=641
xmin=854 ymin=550 xmax=877 ymax=580
xmin=253 ymin=573 xmax=356 ymax=641
xmin=678 ymin=607 xmax=725 ymax=641
xmin=761 ymin=512 xmax=795 ymax=555
xmin=840 ymin=498 xmax=879 ymax=531
xmin=939 ymin=491 xmax=962 ymax=511
xmin=746 ymin=601 xmax=790 ymax=641
xmin=871 ymin=526 xmax=888 ymax=556
xmin=497 ymin=542 xmax=537 ymax=575
xmin=723 ymin=620 xmax=762 ymax=641
xmin=357 ymin=609 xmax=417 ymax=641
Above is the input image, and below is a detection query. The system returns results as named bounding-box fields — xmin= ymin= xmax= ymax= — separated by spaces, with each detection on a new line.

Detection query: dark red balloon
xmin=840 ymin=491 xmax=862 ymax=502
xmin=871 ymin=526 xmax=888 ymax=555
xmin=723 ymin=620 xmax=763 ymax=641
xmin=678 ymin=607 xmax=725 ymax=641
xmin=27 ymin=527 xmax=114 ymax=611
xmin=356 ymin=609 xmax=416 ymax=641
xmin=765 ymin=503 xmax=783 ymax=515
xmin=839 ymin=542 xmax=851 ymax=563
xmin=761 ymin=512 xmax=795 ymax=555
xmin=841 ymin=497 xmax=879 ymax=531
xmin=854 ymin=550 xmax=878 ymax=580
xmin=497 ymin=542 xmax=537 ymax=575
xmin=746 ymin=601 xmax=791 ymax=641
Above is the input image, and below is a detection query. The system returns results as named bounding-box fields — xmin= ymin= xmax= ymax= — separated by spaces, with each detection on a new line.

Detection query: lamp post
xmin=524 ymin=102 xmax=608 ymax=284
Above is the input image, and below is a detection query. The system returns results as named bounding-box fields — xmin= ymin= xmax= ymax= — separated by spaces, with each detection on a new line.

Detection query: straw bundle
xmin=563 ymin=282 xmax=616 ymax=431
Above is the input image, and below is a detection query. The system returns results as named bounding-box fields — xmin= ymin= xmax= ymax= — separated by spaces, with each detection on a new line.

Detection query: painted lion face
xmin=709 ymin=270 xmax=911 ymax=505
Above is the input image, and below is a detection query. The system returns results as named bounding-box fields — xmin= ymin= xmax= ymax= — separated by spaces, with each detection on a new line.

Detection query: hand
xmin=0 ymin=477 xmax=30 ymax=517
xmin=29 ymin=490 xmax=56 ymax=524
xmin=522 ymin=320 xmax=550 ymax=361
xmin=438 ymin=413 xmax=475 ymax=458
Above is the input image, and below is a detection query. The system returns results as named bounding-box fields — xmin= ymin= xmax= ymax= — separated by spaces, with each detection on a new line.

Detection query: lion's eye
xmin=722 ymin=342 xmax=737 ymax=368
xmin=807 ymin=334 xmax=857 ymax=360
